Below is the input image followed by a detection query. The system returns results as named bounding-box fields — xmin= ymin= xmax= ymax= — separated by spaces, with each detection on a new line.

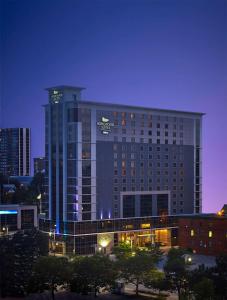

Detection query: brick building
xmin=178 ymin=210 xmax=227 ymax=256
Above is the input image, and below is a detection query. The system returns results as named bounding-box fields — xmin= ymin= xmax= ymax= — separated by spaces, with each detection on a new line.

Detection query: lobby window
xmin=190 ymin=229 xmax=195 ymax=237
xmin=208 ymin=231 xmax=213 ymax=238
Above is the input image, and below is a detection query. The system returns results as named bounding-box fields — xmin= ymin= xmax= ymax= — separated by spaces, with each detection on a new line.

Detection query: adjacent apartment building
xmin=40 ymin=86 xmax=203 ymax=254
xmin=0 ymin=128 xmax=31 ymax=176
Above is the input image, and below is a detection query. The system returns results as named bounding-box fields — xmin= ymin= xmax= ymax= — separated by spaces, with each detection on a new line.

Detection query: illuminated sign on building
xmin=97 ymin=117 xmax=114 ymax=135
xmin=50 ymin=90 xmax=63 ymax=103
xmin=0 ymin=210 xmax=18 ymax=215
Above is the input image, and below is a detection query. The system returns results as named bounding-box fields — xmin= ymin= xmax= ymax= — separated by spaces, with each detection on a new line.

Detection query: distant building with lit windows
xmin=34 ymin=157 xmax=45 ymax=174
xmin=39 ymin=85 xmax=203 ymax=254
xmin=178 ymin=205 xmax=227 ymax=256
xmin=0 ymin=128 xmax=31 ymax=176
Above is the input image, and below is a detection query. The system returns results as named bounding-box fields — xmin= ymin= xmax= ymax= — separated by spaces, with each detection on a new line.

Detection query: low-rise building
xmin=178 ymin=207 xmax=227 ymax=256
xmin=0 ymin=205 xmax=38 ymax=235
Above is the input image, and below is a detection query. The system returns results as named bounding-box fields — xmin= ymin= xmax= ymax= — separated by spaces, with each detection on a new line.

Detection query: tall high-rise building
xmin=34 ymin=157 xmax=45 ymax=174
xmin=0 ymin=128 xmax=31 ymax=176
xmin=41 ymin=86 xmax=203 ymax=237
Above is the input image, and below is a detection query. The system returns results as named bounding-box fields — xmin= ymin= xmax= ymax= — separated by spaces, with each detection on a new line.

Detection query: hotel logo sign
xmin=97 ymin=117 xmax=114 ymax=135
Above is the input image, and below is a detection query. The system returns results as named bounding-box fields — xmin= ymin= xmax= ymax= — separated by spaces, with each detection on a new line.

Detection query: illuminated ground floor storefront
xmin=47 ymin=227 xmax=177 ymax=255
xmin=39 ymin=215 xmax=178 ymax=255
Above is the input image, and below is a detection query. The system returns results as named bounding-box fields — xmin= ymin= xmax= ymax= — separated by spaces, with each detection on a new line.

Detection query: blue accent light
xmin=0 ymin=210 xmax=18 ymax=215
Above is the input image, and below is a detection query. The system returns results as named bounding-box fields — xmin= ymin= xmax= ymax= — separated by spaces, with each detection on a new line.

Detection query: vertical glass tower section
xmin=43 ymin=86 xmax=97 ymax=233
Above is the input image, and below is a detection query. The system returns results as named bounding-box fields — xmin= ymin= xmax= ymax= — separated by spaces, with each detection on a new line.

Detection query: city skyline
xmin=1 ymin=0 xmax=227 ymax=213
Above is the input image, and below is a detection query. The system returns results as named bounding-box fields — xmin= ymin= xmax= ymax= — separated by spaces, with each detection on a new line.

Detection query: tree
xmin=112 ymin=242 xmax=132 ymax=260
xmin=164 ymin=248 xmax=190 ymax=300
xmin=211 ymin=254 xmax=227 ymax=299
xmin=28 ymin=256 xmax=70 ymax=300
xmin=0 ymin=229 xmax=49 ymax=297
xmin=120 ymin=249 xmax=161 ymax=296
xmin=70 ymin=254 xmax=117 ymax=296
xmin=192 ymin=277 xmax=214 ymax=300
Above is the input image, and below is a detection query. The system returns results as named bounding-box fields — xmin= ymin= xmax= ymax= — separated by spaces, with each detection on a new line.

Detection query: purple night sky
xmin=1 ymin=0 xmax=226 ymax=213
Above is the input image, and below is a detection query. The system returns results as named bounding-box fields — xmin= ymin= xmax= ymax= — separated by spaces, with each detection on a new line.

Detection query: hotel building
xmin=39 ymin=86 xmax=203 ymax=254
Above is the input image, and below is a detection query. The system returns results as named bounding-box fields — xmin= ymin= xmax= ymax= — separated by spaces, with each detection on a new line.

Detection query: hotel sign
xmin=97 ymin=117 xmax=114 ymax=135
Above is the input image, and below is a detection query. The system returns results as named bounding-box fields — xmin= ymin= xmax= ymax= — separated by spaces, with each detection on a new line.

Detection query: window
xmin=190 ymin=229 xmax=194 ymax=237
xmin=157 ymin=123 xmax=160 ymax=128
xmin=208 ymin=231 xmax=213 ymax=238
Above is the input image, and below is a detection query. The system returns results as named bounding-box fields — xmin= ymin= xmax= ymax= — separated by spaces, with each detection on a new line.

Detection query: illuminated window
xmin=208 ymin=231 xmax=213 ymax=238
xmin=141 ymin=223 xmax=150 ymax=229
xmin=130 ymin=113 xmax=135 ymax=119
xmin=122 ymin=119 xmax=126 ymax=126
xmin=125 ymin=224 xmax=133 ymax=229
xmin=190 ymin=229 xmax=194 ymax=237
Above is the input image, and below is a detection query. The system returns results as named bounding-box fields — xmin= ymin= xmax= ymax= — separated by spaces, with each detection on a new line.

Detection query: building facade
xmin=0 ymin=128 xmax=31 ymax=176
xmin=178 ymin=213 xmax=227 ymax=256
xmin=0 ymin=204 xmax=38 ymax=235
xmin=40 ymin=85 xmax=203 ymax=254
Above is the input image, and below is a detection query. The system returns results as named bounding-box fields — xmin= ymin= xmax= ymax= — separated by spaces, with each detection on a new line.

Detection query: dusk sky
xmin=1 ymin=0 xmax=226 ymax=213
